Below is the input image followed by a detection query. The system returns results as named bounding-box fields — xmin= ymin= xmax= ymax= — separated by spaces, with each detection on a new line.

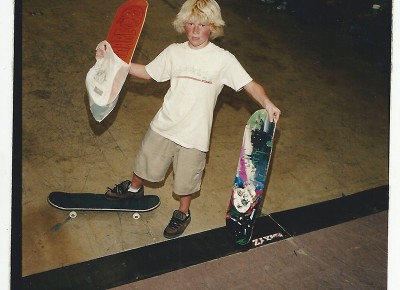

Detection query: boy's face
xmin=184 ymin=16 xmax=211 ymax=49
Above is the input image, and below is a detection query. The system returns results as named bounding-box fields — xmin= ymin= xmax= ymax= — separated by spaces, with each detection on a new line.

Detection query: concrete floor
xmin=22 ymin=0 xmax=389 ymax=277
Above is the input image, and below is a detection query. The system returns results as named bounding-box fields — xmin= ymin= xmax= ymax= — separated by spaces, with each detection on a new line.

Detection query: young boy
xmin=101 ymin=0 xmax=281 ymax=238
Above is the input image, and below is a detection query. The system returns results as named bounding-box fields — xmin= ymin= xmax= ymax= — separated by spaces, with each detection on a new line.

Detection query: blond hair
xmin=173 ymin=0 xmax=225 ymax=39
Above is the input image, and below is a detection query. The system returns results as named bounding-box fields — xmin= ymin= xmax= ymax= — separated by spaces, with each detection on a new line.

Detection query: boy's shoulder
xmin=208 ymin=42 xmax=237 ymax=58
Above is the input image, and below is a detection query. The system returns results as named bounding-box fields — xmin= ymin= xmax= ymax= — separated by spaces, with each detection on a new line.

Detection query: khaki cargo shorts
xmin=133 ymin=129 xmax=206 ymax=195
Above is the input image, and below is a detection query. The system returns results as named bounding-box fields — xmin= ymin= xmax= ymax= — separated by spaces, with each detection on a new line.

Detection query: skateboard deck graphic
xmin=106 ymin=0 xmax=148 ymax=64
xmin=48 ymin=192 xmax=160 ymax=219
xmin=226 ymin=110 xmax=276 ymax=245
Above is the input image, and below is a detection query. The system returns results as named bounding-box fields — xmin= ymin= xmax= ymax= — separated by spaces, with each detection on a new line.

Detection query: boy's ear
xmin=209 ymin=25 xmax=216 ymax=36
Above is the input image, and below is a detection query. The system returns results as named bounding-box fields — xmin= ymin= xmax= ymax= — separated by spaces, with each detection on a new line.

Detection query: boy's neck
xmin=187 ymin=40 xmax=211 ymax=50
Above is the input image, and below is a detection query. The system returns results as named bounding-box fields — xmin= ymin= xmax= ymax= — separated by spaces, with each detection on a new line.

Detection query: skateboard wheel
xmin=69 ymin=211 xmax=77 ymax=219
xmin=132 ymin=212 xmax=141 ymax=220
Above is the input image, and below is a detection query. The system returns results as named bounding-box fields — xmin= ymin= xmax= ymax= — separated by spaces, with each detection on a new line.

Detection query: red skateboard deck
xmin=106 ymin=0 xmax=148 ymax=64
xmin=86 ymin=0 xmax=148 ymax=122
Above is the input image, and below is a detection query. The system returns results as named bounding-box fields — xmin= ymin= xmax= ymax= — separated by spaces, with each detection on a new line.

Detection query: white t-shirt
xmin=145 ymin=41 xmax=253 ymax=152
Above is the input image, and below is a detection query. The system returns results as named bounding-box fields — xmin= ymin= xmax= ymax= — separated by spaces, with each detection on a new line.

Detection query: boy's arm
xmin=129 ymin=63 xmax=152 ymax=80
xmin=244 ymin=80 xmax=281 ymax=123
xmin=95 ymin=48 xmax=152 ymax=80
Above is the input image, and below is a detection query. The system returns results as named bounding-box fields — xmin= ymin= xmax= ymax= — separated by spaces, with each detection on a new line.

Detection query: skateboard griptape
xmin=48 ymin=191 xmax=160 ymax=212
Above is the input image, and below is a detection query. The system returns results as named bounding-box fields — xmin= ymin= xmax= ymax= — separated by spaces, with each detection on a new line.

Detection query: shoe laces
xmin=168 ymin=216 xmax=185 ymax=229
xmin=107 ymin=181 xmax=129 ymax=196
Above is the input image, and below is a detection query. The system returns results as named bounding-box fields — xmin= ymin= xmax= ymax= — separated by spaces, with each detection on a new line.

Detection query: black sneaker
xmin=105 ymin=180 xmax=144 ymax=200
xmin=163 ymin=210 xmax=191 ymax=239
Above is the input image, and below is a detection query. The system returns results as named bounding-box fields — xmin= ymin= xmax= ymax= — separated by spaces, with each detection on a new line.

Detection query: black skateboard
xmin=48 ymin=191 xmax=160 ymax=219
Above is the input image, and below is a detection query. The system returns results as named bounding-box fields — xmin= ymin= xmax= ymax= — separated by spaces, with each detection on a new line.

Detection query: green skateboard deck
xmin=226 ymin=110 xmax=276 ymax=245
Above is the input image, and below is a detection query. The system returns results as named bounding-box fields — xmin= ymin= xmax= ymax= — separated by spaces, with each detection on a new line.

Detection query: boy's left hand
xmin=264 ymin=100 xmax=281 ymax=123
xmin=244 ymin=81 xmax=281 ymax=123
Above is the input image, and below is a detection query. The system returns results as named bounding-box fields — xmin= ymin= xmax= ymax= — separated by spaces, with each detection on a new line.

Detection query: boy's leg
xmin=178 ymin=194 xmax=192 ymax=215
xmin=131 ymin=173 xmax=143 ymax=190
xmin=163 ymin=147 xmax=206 ymax=239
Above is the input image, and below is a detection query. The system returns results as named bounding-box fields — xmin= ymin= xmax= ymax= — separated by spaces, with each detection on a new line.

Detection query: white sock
xmin=128 ymin=186 xmax=140 ymax=193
